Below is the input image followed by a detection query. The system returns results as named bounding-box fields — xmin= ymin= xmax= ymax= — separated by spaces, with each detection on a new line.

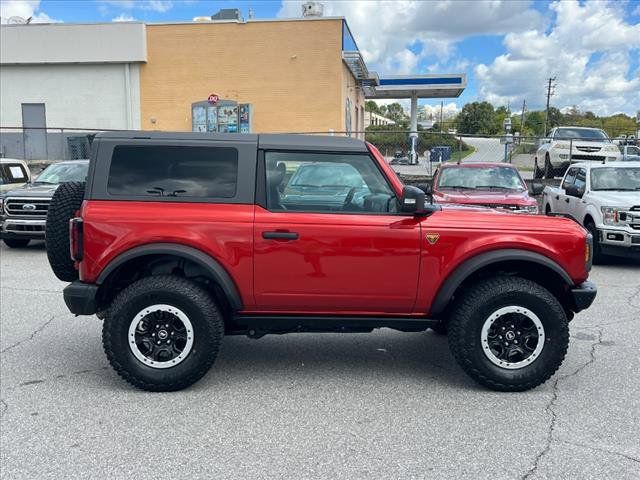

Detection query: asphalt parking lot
xmin=1 ymin=242 xmax=639 ymax=479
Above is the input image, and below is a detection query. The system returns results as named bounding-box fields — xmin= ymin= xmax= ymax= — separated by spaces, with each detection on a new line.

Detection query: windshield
xmin=437 ymin=166 xmax=525 ymax=191
xmin=591 ymin=167 xmax=640 ymax=191
xmin=290 ymin=163 xmax=365 ymax=188
xmin=0 ymin=163 xmax=29 ymax=185
xmin=554 ymin=128 xmax=609 ymax=141
xmin=35 ymin=162 xmax=88 ymax=184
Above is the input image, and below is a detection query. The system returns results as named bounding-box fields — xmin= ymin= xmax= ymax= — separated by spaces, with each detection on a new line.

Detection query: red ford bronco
xmin=45 ymin=132 xmax=596 ymax=392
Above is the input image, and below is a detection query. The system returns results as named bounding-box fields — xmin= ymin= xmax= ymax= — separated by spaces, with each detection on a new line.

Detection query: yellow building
xmin=140 ymin=17 xmax=368 ymax=136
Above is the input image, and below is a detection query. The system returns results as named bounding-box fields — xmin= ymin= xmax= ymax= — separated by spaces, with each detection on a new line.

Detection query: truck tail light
xmin=585 ymin=233 xmax=593 ymax=272
xmin=69 ymin=217 xmax=84 ymax=262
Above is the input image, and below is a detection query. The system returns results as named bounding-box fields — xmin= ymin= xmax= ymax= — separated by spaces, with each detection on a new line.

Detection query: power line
xmin=543 ymin=77 xmax=556 ymax=135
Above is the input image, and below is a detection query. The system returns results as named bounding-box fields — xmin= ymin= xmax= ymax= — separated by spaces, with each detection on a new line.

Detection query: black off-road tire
xmin=533 ymin=158 xmax=544 ymax=179
xmin=3 ymin=239 xmax=30 ymax=248
xmin=448 ymin=276 xmax=569 ymax=392
xmin=45 ymin=181 xmax=85 ymax=281
xmin=544 ymin=154 xmax=554 ymax=179
xmin=585 ymin=221 xmax=604 ymax=265
xmin=430 ymin=322 xmax=448 ymax=336
xmin=103 ymin=275 xmax=224 ymax=392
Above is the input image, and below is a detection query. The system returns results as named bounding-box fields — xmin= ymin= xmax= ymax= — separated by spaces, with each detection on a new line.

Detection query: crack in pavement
xmin=1 ymin=286 xmax=62 ymax=295
xmin=521 ymin=327 xmax=603 ymax=480
xmin=627 ymin=286 xmax=640 ymax=309
xmin=0 ymin=315 xmax=56 ymax=355
xmin=556 ymin=439 xmax=640 ymax=465
xmin=0 ymin=399 xmax=8 ymax=418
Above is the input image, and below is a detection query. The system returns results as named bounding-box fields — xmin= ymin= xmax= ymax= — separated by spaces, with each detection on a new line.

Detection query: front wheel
xmin=103 ymin=275 xmax=224 ymax=391
xmin=544 ymin=155 xmax=554 ymax=179
xmin=3 ymin=238 xmax=30 ymax=248
xmin=448 ymin=276 xmax=569 ymax=391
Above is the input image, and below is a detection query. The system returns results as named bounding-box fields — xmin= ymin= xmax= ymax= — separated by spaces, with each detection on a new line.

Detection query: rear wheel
xmin=448 ymin=276 xmax=569 ymax=391
xmin=3 ymin=239 xmax=30 ymax=248
xmin=533 ymin=158 xmax=544 ymax=179
xmin=103 ymin=275 xmax=224 ymax=391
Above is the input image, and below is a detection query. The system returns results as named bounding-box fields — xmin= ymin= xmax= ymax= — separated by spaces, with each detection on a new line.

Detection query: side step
xmin=230 ymin=315 xmax=438 ymax=338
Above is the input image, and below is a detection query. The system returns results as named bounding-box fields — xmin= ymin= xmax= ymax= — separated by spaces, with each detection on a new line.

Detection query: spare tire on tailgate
xmin=46 ymin=181 xmax=85 ymax=282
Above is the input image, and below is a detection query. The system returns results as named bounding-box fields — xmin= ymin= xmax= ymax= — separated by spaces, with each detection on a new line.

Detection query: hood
xmin=587 ymin=190 xmax=640 ymax=207
xmin=434 ymin=189 xmax=534 ymax=206
xmin=2 ymin=183 xmax=59 ymax=198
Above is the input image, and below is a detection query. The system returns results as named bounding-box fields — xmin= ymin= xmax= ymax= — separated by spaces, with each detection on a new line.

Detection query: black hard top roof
xmin=94 ymin=131 xmax=368 ymax=152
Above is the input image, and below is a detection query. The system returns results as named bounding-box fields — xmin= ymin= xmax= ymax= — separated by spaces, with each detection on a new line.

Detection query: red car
xmin=44 ymin=132 xmax=595 ymax=392
xmin=429 ymin=162 xmax=542 ymax=213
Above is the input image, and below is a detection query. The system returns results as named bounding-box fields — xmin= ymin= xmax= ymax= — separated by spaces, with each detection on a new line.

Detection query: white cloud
xmin=112 ymin=13 xmax=136 ymax=22
xmin=420 ymin=102 xmax=460 ymax=120
xmin=0 ymin=0 xmax=59 ymax=23
xmin=102 ymin=1 xmax=173 ymax=13
xmin=278 ymin=0 xmax=545 ymax=74
xmin=475 ymin=1 xmax=640 ymax=115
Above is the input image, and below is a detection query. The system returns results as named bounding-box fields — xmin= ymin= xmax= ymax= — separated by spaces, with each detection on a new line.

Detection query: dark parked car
xmin=0 ymin=160 xmax=89 ymax=248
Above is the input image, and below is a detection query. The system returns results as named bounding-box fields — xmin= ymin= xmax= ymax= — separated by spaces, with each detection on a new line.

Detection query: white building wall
xmin=0 ymin=63 xmax=141 ymax=129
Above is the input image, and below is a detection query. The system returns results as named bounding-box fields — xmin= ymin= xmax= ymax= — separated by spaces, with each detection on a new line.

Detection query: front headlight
xmin=601 ymin=206 xmax=625 ymax=225
xmin=525 ymin=204 xmax=539 ymax=214
xmin=554 ymin=143 xmax=570 ymax=149
xmin=604 ymin=145 xmax=621 ymax=153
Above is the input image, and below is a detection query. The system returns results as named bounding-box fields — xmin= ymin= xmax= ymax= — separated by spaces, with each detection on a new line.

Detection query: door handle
xmin=555 ymin=195 xmax=560 ymax=200
xmin=262 ymin=231 xmax=299 ymax=240
xmin=565 ymin=198 xmax=570 ymax=203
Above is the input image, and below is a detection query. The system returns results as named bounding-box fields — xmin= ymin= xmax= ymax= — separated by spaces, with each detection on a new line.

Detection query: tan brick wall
xmin=141 ymin=19 xmax=344 ymax=133
xmin=341 ymin=62 xmax=365 ymax=138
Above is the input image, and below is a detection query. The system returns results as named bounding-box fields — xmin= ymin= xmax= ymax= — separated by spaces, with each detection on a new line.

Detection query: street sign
xmin=207 ymin=93 xmax=220 ymax=105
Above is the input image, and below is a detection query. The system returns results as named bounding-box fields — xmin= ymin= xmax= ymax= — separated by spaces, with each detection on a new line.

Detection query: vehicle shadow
xmin=198 ymin=330 xmax=475 ymax=391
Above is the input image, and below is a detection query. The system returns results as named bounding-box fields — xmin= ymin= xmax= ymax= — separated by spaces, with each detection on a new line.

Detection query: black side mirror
xmin=565 ymin=184 xmax=584 ymax=198
xmin=417 ymin=182 xmax=433 ymax=195
xmin=401 ymin=185 xmax=427 ymax=215
xmin=529 ymin=180 xmax=544 ymax=196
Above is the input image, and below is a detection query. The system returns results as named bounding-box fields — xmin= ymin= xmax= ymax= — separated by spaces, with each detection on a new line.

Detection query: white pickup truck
xmin=542 ymin=161 xmax=640 ymax=263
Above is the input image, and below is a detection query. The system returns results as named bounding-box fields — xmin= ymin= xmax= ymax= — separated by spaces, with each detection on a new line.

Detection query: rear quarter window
xmin=107 ymin=145 xmax=238 ymax=198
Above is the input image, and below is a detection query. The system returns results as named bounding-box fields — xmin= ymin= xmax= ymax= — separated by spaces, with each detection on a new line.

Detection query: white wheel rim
xmin=480 ymin=306 xmax=545 ymax=370
xmin=128 ymin=304 xmax=194 ymax=369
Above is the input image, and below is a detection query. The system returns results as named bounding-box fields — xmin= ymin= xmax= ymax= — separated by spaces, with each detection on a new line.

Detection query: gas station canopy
xmin=365 ymin=74 xmax=466 ymax=99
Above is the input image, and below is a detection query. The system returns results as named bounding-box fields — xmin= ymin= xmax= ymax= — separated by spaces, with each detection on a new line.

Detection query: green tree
xmin=457 ymin=101 xmax=496 ymax=135
xmin=385 ymin=102 xmax=408 ymax=123
xmin=365 ymin=100 xmax=380 ymax=114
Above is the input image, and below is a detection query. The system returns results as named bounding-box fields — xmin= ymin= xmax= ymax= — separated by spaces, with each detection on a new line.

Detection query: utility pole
xmin=543 ymin=77 xmax=556 ymax=136
xmin=439 ymin=100 xmax=443 ymax=134
xmin=520 ymin=99 xmax=526 ymax=134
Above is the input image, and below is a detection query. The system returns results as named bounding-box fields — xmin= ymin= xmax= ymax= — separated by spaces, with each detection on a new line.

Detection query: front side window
xmin=562 ymin=167 xmax=578 ymax=189
xmin=107 ymin=145 xmax=238 ymax=198
xmin=265 ymin=152 xmax=395 ymax=213
xmin=574 ymin=169 xmax=587 ymax=190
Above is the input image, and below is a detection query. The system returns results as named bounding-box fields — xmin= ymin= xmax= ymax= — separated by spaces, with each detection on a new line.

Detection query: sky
xmin=1 ymin=0 xmax=639 ymax=117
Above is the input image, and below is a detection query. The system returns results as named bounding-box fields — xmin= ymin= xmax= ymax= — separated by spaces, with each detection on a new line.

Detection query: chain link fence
xmin=2 ymin=125 xmax=635 ymax=183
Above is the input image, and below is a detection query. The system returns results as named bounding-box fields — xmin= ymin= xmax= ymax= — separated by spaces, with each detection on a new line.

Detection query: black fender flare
xmin=430 ymin=249 xmax=573 ymax=315
xmin=97 ymin=243 xmax=243 ymax=311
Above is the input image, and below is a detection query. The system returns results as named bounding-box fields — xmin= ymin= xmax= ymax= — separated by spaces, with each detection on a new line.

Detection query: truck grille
xmin=576 ymin=146 xmax=601 ymax=153
xmin=4 ymin=198 xmax=50 ymax=218
xmin=570 ymin=155 xmax=605 ymax=161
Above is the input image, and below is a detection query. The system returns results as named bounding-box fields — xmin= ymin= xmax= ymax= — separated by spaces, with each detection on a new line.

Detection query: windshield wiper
xmin=31 ymin=181 xmax=56 ymax=185
xmin=440 ymin=185 xmax=475 ymax=190
xmin=593 ymin=188 xmax=638 ymax=191
xmin=475 ymin=185 xmax=520 ymax=191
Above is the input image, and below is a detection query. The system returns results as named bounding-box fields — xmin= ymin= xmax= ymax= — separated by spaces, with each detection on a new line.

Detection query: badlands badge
xmin=425 ymin=233 xmax=440 ymax=245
